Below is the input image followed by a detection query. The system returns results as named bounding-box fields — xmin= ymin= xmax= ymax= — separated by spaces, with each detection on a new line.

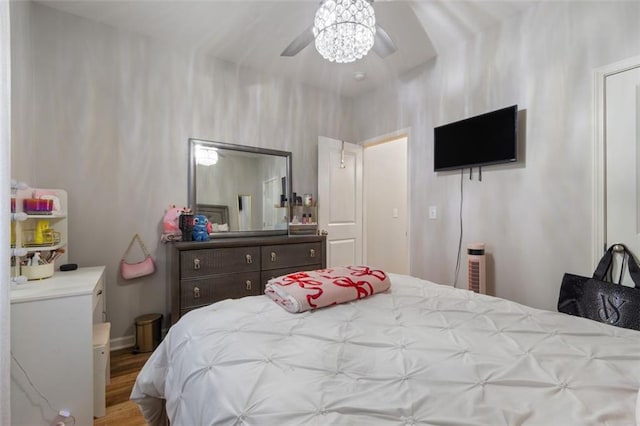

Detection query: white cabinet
xmin=10 ymin=266 xmax=106 ymax=426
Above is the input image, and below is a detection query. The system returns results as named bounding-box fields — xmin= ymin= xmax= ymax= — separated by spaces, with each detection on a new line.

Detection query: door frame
xmin=361 ymin=127 xmax=412 ymax=273
xmin=593 ymin=55 xmax=640 ymax=266
xmin=1 ymin=1 xmax=10 ymax=421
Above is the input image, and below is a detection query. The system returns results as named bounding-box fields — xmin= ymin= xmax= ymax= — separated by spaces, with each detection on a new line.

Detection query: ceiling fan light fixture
xmin=313 ymin=0 xmax=376 ymax=64
xmin=195 ymin=145 xmax=219 ymax=166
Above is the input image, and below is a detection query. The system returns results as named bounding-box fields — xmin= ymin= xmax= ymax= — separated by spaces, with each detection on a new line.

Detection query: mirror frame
xmin=188 ymin=138 xmax=292 ymax=238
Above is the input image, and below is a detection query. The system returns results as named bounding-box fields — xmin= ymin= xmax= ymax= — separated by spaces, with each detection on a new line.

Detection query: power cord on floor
xmin=11 ymin=351 xmax=76 ymax=426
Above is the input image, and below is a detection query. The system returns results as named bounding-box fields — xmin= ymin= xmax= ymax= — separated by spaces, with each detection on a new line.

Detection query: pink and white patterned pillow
xmin=265 ymin=265 xmax=391 ymax=313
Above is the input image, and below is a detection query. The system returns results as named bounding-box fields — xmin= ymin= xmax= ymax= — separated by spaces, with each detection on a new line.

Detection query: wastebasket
xmin=134 ymin=313 xmax=162 ymax=353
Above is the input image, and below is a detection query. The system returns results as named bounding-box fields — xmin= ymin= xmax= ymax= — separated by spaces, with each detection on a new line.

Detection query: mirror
xmin=188 ymin=139 xmax=291 ymax=237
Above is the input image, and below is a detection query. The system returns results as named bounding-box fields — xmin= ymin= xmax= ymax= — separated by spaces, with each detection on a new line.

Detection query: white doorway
xmin=603 ymin=63 xmax=640 ymax=285
xmin=318 ymin=133 xmax=409 ymax=271
xmin=594 ymin=55 xmax=640 ymax=285
xmin=363 ymin=137 xmax=409 ymax=274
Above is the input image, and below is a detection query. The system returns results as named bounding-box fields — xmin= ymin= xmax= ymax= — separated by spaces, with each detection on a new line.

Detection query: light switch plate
xmin=428 ymin=206 xmax=437 ymax=219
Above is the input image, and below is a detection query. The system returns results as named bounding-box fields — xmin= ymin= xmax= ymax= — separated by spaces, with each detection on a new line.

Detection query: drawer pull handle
xmin=193 ymin=286 xmax=201 ymax=298
xmin=246 ymin=254 xmax=253 ymax=264
xmin=270 ymin=252 xmax=277 ymax=262
xmin=246 ymin=280 xmax=252 ymax=291
xmin=310 ymin=248 xmax=316 ymax=258
xmin=193 ymin=258 xmax=201 ymax=270
xmin=96 ymin=289 xmax=103 ymax=296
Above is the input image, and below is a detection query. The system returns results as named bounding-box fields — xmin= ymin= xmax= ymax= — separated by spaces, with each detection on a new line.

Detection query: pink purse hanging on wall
xmin=120 ymin=233 xmax=156 ymax=280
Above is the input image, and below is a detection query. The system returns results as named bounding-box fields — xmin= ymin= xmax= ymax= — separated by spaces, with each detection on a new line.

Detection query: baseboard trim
xmin=110 ymin=335 xmax=135 ymax=351
xmin=109 ymin=328 xmax=169 ymax=352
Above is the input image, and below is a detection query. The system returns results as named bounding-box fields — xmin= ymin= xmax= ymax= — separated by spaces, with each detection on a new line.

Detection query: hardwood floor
xmin=94 ymin=348 xmax=152 ymax=426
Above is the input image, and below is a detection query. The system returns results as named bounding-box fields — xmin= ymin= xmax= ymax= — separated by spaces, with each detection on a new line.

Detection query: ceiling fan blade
xmin=281 ymin=25 xmax=315 ymax=57
xmin=372 ymin=24 xmax=397 ymax=58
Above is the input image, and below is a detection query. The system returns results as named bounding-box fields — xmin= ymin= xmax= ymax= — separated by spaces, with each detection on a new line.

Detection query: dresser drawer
xmin=180 ymin=247 xmax=260 ymax=278
xmin=180 ymin=272 xmax=261 ymax=309
xmin=261 ymin=242 xmax=322 ymax=271
xmin=261 ymin=264 xmax=323 ymax=288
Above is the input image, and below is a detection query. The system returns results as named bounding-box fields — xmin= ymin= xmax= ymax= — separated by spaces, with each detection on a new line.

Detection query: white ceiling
xmin=36 ymin=0 xmax=538 ymax=97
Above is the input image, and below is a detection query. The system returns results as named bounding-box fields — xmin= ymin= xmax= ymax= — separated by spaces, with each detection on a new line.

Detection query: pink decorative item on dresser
xmin=160 ymin=205 xmax=191 ymax=242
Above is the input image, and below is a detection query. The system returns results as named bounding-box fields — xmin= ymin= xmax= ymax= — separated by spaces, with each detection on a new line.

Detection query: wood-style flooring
xmin=94 ymin=348 xmax=152 ymax=426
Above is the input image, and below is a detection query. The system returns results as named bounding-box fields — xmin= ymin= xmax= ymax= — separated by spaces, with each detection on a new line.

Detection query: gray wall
xmin=11 ymin=1 xmax=640 ymax=341
xmin=352 ymin=1 xmax=640 ymax=311
xmin=10 ymin=1 xmax=353 ymax=341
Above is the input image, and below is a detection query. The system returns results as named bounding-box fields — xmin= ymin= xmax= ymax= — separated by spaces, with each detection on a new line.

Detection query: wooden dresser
xmin=170 ymin=235 xmax=326 ymax=323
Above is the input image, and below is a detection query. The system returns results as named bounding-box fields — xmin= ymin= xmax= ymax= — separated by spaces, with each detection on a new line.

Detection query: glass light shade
xmin=195 ymin=146 xmax=218 ymax=166
xmin=313 ymin=0 xmax=376 ymax=64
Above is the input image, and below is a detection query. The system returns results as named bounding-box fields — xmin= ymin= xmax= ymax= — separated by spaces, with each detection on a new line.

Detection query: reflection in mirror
xmin=188 ymin=139 xmax=292 ymax=237
xmin=237 ymin=195 xmax=252 ymax=231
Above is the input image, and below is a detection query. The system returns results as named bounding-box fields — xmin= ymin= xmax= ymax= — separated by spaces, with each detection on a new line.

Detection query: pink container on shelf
xmin=23 ymin=198 xmax=53 ymax=215
xmin=11 ymin=197 xmax=15 ymax=213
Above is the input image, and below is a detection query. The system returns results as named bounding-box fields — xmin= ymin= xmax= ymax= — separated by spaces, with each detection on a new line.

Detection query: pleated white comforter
xmin=131 ymin=273 xmax=640 ymax=425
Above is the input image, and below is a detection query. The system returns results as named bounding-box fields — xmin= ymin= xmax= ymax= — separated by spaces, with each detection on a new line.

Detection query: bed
xmin=132 ymin=273 xmax=640 ymax=425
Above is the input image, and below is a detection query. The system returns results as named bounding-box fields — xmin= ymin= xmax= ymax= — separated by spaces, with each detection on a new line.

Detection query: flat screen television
xmin=434 ymin=105 xmax=518 ymax=171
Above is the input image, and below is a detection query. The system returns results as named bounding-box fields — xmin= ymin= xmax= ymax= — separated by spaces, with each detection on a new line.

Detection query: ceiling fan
xmin=280 ymin=0 xmax=397 ymax=62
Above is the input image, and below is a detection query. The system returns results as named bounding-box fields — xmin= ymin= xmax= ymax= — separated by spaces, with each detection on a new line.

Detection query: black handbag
xmin=558 ymin=243 xmax=640 ymax=331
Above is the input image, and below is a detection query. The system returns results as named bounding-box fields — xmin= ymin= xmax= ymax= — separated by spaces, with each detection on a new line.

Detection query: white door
xmin=605 ymin=65 xmax=640 ymax=286
xmin=318 ymin=136 xmax=363 ymax=267
xmin=364 ymin=137 xmax=409 ymax=273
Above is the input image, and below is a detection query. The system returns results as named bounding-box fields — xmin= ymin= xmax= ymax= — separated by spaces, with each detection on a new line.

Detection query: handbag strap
xmin=122 ymin=233 xmax=151 ymax=261
xmin=592 ymin=243 xmax=640 ymax=288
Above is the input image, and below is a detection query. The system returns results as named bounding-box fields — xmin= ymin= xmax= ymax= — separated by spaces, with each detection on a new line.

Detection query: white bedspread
xmin=132 ymin=273 xmax=640 ymax=425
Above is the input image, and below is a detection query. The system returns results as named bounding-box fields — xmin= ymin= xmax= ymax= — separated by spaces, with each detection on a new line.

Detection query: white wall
xmin=10 ymin=2 xmax=354 ymax=340
xmin=12 ymin=1 xmax=640 ymax=340
xmin=352 ymin=2 xmax=640 ymax=310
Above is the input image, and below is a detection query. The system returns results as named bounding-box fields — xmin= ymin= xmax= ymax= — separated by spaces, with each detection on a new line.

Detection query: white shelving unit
xmin=11 ymin=187 xmax=68 ymax=282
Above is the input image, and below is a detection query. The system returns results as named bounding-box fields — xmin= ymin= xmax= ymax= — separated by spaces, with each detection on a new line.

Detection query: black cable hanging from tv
xmin=453 ymin=169 xmax=464 ymax=288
